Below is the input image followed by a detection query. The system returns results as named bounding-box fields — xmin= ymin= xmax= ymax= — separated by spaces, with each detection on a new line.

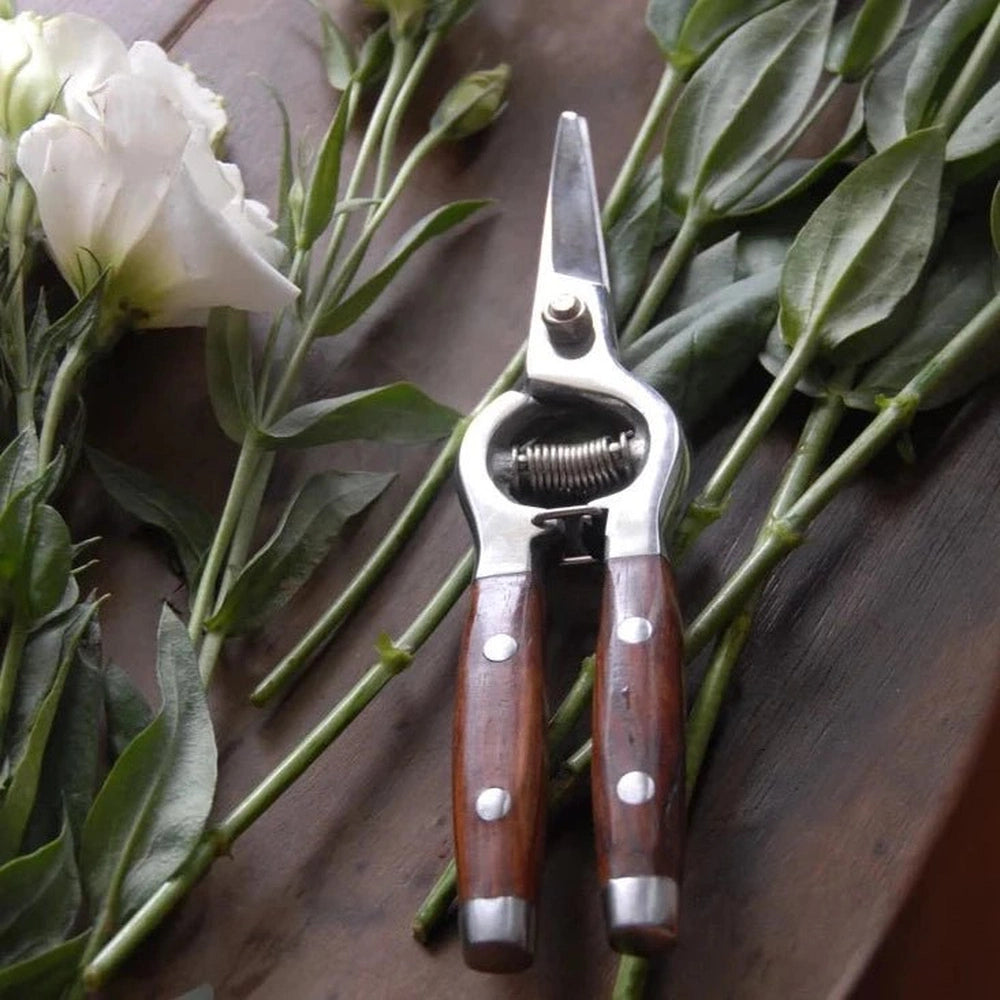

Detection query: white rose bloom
xmin=0 ymin=12 xmax=61 ymax=136
xmin=17 ymin=72 xmax=298 ymax=329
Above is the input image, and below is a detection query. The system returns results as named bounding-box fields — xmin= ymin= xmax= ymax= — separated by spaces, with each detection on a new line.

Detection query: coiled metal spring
xmin=511 ymin=431 xmax=635 ymax=502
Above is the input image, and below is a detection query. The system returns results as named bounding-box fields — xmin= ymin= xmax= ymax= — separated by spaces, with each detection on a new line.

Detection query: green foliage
xmin=205 ymin=307 xmax=256 ymax=445
xmin=300 ymin=86 xmax=354 ymax=250
xmin=317 ymin=200 xmax=490 ymax=336
xmin=946 ymin=78 xmax=1000 ymax=178
xmin=661 ymin=0 xmax=835 ymax=219
xmin=0 ymin=822 xmax=80 ymax=966
xmin=206 ymin=471 xmax=394 ymax=634
xmin=778 ymin=130 xmax=945 ymax=363
xmin=826 ymin=0 xmax=911 ymax=81
xmin=102 ymin=662 xmax=153 ymax=763
xmin=310 ymin=0 xmax=357 ymax=91
xmin=607 ymin=162 xmax=663 ymax=322
xmin=88 ymin=448 xmax=215 ymax=589
xmin=0 ymin=932 xmax=88 ymax=1000
xmin=260 ymin=383 xmax=459 ymax=449
xmin=80 ymin=607 xmax=216 ymax=921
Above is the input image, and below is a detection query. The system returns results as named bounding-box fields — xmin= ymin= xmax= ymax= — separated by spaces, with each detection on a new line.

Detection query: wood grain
xmin=592 ymin=555 xmax=684 ymax=954
xmin=18 ymin=1 xmax=1000 ymax=998
xmin=453 ymin=573 xmax=547 ymax=972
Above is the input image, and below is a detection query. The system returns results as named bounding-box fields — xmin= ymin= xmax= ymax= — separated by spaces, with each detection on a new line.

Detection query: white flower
xmin=17 ymin=72 xmax=297 ymax=330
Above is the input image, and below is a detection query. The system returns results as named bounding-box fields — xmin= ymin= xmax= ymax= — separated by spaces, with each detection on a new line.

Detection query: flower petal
xmin=128 ymin=41 xmax=227 ymax=147
xmin=43 ymin=13 xmax=128 ymax=120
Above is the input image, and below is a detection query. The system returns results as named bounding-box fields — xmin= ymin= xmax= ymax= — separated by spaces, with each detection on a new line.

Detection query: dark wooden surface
xmin=31 ymin=1 xmax=1000 ymax=998
xmin=592 ymin=554 xmax=684 ymax=953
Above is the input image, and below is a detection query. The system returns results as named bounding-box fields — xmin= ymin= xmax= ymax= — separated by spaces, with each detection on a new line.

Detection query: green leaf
xmin=260 ymin=383 xmax=459 ymax=449
xmin=945 ymin=78 xmax=1000 ymax=178
xmin=849 ymin=217 xmax=999 ymax=409
xmin=18 ymin=505 xmax=72 ymax=624
xmin=311 ymin=1 xmax=357 ymax=90
xmin=903 ymin=0 xmax=995 ymax=132
xmin=827 ymin=0 xmax=911 ymax=81
xmin=264 ymin=84 xmax=296 ymax=251
xmin=88 ymin=448 xmax=215 ymax=589
xmin=661 ymin=0 xmax=834 ymax=218
xmin=299 ymin=86 xmax=354 ymax=250
xmin=103 ymin=662 xmax=153 ymax=762
xmin=354 ymin=24 xmax=392 ymax=88
xmin=778 ymin=129 xmax=945 ymax=363
xmin=624 ymin=268 xmax=781 ymax=425
xmin=205 ymin=470 xmax=394 ymax=635
xmin=0 ymin=930 xmax=88 ymax=1000
xmin=0 ymin=428 xmax=39 ymax=509
xmin=316 ymin=200 xmax=490 ymax=336
xmin=81 ymin=607 xmax=216 ymax=921
xmin=0 ymin=602 xmax=97 ymax=862
xmin=24 ymin=622 xmax=102 ymax=850
xmin=0 ymin=822 xmax=80 ymax=965
xmin=865 ymin=30 xmax=920 ymax=150
xmin=607 ymin=161 xmax=663 ymax=322
xmin=428 ymin=0 xmax=480 ymax=30
xmin=646 ymin=0 xmax=696 ymax=57
xmin=205 ymin=307 xmax=256 ymax=444
xmin=731 ymin=83 xmax=866 ymax=216
xmin=661 ymin=232 xmax=739 ymax=316
xmin=991 ymin=181 xmax=1000 ymax=254
xmin=672 ymin=0 xmax=795 ymax=73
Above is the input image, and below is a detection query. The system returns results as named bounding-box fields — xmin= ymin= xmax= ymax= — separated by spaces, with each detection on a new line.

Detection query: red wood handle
xmin=592 ymin=553 xmax=685 ymax=955
xmin=452 ymin=571 xmax=547 ymax=973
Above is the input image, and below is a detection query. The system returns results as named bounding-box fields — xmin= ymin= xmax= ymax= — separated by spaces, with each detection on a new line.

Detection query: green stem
xmin=546 ymin=654 xmax=595 ymax=755
xmin=685 ymin=388 xmax=845 ymax=791
xmin=252 ymin=343 xmax=526 ymax=705
xmin=257 ymin=248 xmax=308 ymax=406
xmin=674 ymin=325 xmax=823 ymax=556
xmin=187 ymin=437 xmax=263 ymax=651
xmin=315 ymin=36 xmax=417 ymax=298
xmin=686 ymin=291 xmax=1000 ymax=658
xmin=933 ymin=2 xmax=1000 ymax=134
xmin=612 ymin=955 xmax=649 ymax=1000
xmin=37 ymin=337 xmax=88 ymax=470
xmin=373 ymin=31 xmax=441 ymax=203
xmin=197 ymin=452 xmax=275 ymax=685
xmin=602 ymin=63 xmax=684 ymax=230
xmin=620 ymin=210 xmax=703 ymax=347
xmin=84 ymin=551 xmax=476 ymax=989
xmin=7 ymin=179 xmax=34 ymax=434
xmin=0 ymin=619 xmax=27 ymax=745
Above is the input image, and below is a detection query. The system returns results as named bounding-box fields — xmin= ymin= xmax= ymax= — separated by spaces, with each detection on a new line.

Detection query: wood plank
xmin=21 ymin=1 xmax=1000 ymax=997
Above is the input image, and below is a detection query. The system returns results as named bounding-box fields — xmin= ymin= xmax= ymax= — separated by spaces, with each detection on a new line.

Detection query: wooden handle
xmin=592 ymin=554 xmax=685 ymax=955
xmin=452 ymin=571 xmax=547 ymax=973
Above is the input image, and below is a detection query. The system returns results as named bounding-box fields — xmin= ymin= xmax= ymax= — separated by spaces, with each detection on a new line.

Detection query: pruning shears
xmin=453 ymin=111 xmax=688 ymax=973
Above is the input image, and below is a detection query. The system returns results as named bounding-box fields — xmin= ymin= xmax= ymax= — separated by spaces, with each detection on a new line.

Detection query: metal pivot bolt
xmin=542 ymin=293 xmax=591 ymax=348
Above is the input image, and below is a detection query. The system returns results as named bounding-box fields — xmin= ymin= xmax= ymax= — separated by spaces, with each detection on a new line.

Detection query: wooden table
xmin=31 ymin=1 xmax=1000 ymax=997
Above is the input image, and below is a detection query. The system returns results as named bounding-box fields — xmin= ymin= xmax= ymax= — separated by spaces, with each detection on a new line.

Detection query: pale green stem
xmin=258 ymin=248 xmax=308 ymax=406
xmin=613 ymin=956 xmax=649 ymax=1000
xmin=933 ymin=2 xmax=1000 ymax=134
xmin=685 ymin=292 xmax=1000 ymax=657
xmin=83 ymin=551 xmax=476 ymax=990
xmin=0 ymin=619 xmax=27 ymax=746
xmin=373 ymin=30 xmax=441 ymax=203
xmin=685 ymin=388 xmax=846 ymax=791
xmin=620 ymin=210 xmax=703 ymax=347
xmin=7 ymin=179 xmax=34 ymax=433
xmin=674 ymin=325 xmax=823 ymax=557
xmin=187 ymin=438 xmax=263 ymax=649
xmin=37 ymin=338 xmax=88 ymax=471
xmin=315 ymin=36 xmax=417 ymax=298
xmin=197 ymin=452 xmax=275 ymax=685
xmin=252 ymin=343 xmax=527 ymax=705
xmin=602 ymin=64 xmax=683 ymax=230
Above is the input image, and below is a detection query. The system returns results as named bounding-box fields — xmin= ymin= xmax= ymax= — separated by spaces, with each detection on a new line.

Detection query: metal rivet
xmin=483 ymin=633 xmax=518 ymax=662
xmin=616 ymin=771 xmax=655 ymax=805
xmin=547 ymin=292 xmax=583 ymax=321
xmin=475 ymin=787 xmax=512 ymax=821
xmin=617 ymin=616 xmax=653 ymax=644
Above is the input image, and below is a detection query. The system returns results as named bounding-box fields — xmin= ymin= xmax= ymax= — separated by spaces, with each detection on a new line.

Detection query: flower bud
xmin=363 ymin=0 xmax=428 ymax=39
xmin=431 ymin=64 xmax=510 ymax=141
xmin=0 ymin=14 xmax=60 ymax=138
